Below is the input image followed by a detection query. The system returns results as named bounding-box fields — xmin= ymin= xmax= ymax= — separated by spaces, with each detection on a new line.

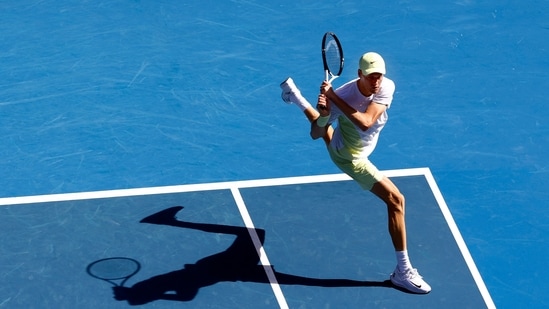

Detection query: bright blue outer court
xmin=0 ymin=1 xmax=547 ymax=308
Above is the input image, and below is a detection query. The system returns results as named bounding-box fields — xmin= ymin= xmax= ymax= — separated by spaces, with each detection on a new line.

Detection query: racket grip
xmin=324 ymin=70 xmax=329 ymax=82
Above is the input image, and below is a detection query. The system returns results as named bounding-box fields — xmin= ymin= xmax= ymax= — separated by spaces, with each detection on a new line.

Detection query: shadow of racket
xmin=86 ymin=257 xmax=141 ymax=287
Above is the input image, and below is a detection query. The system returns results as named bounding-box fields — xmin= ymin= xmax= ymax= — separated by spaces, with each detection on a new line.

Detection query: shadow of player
xmin=113 ymin=206 xmax=392 ymax=305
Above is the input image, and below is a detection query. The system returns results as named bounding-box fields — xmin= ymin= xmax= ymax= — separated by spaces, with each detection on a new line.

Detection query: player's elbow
xmin=352 ymin=115 xmax=372 ymax=131
xmin=356 ymin=121 xmax=370 ymax=131
xmin=358 ymin=117 xmax=374 ymax=131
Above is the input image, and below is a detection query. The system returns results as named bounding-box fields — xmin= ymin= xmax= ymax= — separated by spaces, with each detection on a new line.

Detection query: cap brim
xmin=363 ymin=68 xmax=386 ymax=75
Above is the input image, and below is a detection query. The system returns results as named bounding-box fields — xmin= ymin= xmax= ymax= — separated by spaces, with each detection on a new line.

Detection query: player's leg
xmin=370 ymin=177 xmax=406 ymax=251
xmin=326 ymin=150 xmax=402 ymax=245
xmin=327 ymin=149 xmax=431 ymax=294
xmin=280 ymin=77 xmax=333 ymax=145
xmin=371 ymin=177 xmax=431 ymax=294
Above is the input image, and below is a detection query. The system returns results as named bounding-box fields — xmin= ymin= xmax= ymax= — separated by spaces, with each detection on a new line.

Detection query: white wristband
xmin=316 ymin=115 xmax=330 ymax=127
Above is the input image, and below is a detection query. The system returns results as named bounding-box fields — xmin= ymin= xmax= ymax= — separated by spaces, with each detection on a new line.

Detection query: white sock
xmin=291 ymin=91 xmax=312 ymax=112
xmin=396 ymin=250 xmax=413 ymax=272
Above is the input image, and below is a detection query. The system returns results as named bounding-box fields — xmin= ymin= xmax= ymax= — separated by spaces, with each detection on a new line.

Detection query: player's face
xmin=361 ymin=72 xmax=383 ymax=94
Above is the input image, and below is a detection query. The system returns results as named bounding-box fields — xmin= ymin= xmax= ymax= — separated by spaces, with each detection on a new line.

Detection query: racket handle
xmin=325 ymin=70 xmax=329 ymax=82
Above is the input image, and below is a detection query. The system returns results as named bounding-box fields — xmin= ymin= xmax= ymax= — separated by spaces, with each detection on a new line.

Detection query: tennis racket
xmin=86 ymin=257 xmax=141 ymax=287
xmin=321 ymin=32 xmax=344 ymax=82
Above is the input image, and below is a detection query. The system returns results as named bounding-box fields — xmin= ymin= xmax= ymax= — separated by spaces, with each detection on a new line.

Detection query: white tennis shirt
xmin=328 ymin=77 xmax=395 ymax=159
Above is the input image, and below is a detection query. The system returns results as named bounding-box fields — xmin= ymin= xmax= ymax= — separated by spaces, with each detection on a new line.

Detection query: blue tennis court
xmin=1 ymin=1 xmax=547 ymax=308
xmin=1 ymin=169 xmax=490 ymax=308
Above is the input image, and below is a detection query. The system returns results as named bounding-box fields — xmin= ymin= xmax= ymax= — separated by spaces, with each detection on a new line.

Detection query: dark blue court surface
xmin=1 ymin=1 xmax=548 ymax=308
xmin=0 ymin=170 xmax=491 ymax=308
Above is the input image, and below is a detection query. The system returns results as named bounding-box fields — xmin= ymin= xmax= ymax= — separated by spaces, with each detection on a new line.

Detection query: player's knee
xmin=387 ymin=191 xmax=405 ymax=214
xmin=310 ymin=131 xmax=322 ymax=140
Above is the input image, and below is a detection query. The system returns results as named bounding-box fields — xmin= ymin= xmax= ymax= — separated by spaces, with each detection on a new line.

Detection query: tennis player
xmin=280 ymin=52 xmax=431 ymax=294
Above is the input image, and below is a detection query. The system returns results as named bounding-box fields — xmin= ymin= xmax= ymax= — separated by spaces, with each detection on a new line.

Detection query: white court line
xmin=423 ymin=171 xmax=496 ymax=309
xmin=0 ymin=167 xmax=495 ymax=308
xmin=231 ymin=187 xmax=289 ymax=309
xmin=0 ymin=168 xmax=425 ymax=206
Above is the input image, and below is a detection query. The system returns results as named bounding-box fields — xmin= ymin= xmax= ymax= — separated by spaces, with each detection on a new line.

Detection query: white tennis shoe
xmin=390 ymin=267 xmax=431 ymax=294
xmin=279 ymin=77 xmax=301 ymax=104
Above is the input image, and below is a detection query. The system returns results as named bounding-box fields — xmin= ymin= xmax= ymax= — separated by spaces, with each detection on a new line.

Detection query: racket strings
xmin=323 ymin=37 xmax=343 ymax=74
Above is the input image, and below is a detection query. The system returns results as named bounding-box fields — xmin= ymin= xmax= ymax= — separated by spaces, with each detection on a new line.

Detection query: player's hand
xmin=316 ymin=94 xmax=330 ymax=116
xmin=320 ymin=81 xmax=333 ymax=95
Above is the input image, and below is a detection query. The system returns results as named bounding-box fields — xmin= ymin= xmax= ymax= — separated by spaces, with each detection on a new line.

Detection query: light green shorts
xmin=328 ymin=145 xmax=384 ymax=190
